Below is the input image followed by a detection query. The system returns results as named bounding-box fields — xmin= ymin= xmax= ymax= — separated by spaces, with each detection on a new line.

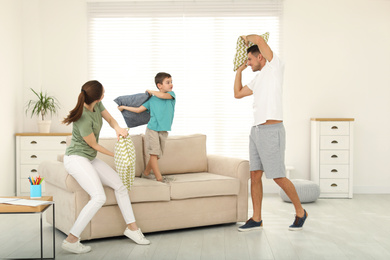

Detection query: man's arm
xmin=147 ymin=90 xmax=173 ymax=99
xmin=234 ymin=62 xmax=253 ymax=99
xmin=245 ymin=34 xmax=273 ymax=62
xmin=118 ymin=105 xmax=147 ymax=114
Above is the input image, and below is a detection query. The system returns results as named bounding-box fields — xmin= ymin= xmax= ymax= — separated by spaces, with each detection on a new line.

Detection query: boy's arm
xmin=118 ymin=105 xmax=147 ymax=114
xmin=147 ymin=90 xmax=173 ymax=99
xmin=244 ymin=34 xmax=273 ymax=62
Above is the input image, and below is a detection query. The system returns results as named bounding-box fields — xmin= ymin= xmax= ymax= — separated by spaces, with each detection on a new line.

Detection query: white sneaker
xmin=61 ymin=239 xmax=91 ymax=254
xmin=124 ymin=228 xmax=150 ymax=245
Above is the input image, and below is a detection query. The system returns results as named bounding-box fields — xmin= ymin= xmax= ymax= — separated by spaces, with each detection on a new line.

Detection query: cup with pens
xmin=29 ymin=176 xmax=44 ymax=199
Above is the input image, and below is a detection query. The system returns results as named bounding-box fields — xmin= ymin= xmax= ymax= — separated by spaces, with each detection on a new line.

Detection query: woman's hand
xmin=116 ymin=127 xmax=128 ymax=140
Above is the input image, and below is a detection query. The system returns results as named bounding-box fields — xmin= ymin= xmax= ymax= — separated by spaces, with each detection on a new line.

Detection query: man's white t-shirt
xmin=246 ymin=54 xmax=285 ymax=126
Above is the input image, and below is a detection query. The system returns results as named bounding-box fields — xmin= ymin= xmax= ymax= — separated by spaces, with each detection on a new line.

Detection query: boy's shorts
xmin=145 ymin=128 xmax=168 ymax=159
xmin=249 ymin=122 xmax=286 ymax=179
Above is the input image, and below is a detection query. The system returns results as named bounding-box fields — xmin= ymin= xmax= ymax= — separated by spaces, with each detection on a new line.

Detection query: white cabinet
xmin=15 ymin=133 xmax=71 ymax=196
xmin=310 ymin=119 xmax=354 ymax=198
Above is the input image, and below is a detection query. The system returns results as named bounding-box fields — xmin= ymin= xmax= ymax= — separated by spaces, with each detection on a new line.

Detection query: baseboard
xmin=354 ymin=186 xmax=390 ymax=194
xmin=252 ymin=184 xmax=390 ymax=194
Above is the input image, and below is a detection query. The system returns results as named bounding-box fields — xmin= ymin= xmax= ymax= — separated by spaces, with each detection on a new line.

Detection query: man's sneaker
xmin=124 ymin=228 xmax=150 ymax=245
xmin=61 ymin=239 xmax=91 ymax=254
xmin=238 ymin=218 xmax=263 ymax=232
xmin=289 ymin=209 xmax=308 ymax=231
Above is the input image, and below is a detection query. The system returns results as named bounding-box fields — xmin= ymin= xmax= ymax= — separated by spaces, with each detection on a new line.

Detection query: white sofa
xmin=39 ymin=134 xmax=250 ymax=240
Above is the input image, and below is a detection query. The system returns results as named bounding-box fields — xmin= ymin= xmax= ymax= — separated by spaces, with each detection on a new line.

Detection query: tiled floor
xmin=1 ymin=194 xmax=390 ymax=259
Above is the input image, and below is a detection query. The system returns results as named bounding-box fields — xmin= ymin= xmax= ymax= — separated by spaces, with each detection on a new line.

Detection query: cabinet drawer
xmin=320 ymin=165 xmax=349 ymax=178
xmin=320 ymin=136 xmax=349 ymax=150
xmin=20 ymin=151 xmax=62 ymax=164
xmin=20 ymin=136 xmax=68 ymax=150
xmin=320 ymin=122 xmax=350 ymax=135
xmin=20 ymin=165 xmax=40 ymax=178
xmin=320 ymin=179 xmax=349 ymax=193
xmin=320 ymin=151 xmax=349 ymax=164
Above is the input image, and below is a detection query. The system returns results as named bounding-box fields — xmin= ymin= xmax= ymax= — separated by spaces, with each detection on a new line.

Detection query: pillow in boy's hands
xmin=114 ymin=93 xmax=151 ymax=128
xmin=233 ymin=32 xmax=270 ymax=71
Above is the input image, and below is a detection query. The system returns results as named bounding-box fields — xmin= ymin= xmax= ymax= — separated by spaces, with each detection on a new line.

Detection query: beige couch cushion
xmin=103 ymin=177 xmax=170 ymax=204
xmin=145 ymin=134 xmax=208 ymax=175
xmin=170 ymin=172 xmax=240 ymax=199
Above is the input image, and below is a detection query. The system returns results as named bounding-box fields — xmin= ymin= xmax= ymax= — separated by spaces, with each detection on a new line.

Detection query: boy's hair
xmin=247 ymin=45 xmax=261 ymax=56
xmin=155 ymin=72 xmax=171 ymax=89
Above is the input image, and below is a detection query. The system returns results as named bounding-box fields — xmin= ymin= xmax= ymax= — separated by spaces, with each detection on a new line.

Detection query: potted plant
xmin=25 ymin=88 xmax=60 ymax=133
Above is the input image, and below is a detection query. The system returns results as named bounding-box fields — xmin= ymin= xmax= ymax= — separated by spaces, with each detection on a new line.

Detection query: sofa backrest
xmin=65 ymin=133 xmax=208 ymax=176
xmin=65 ymin=134 xmax=144 ymax=177
xmin=145 ymin=134 xmax=208 ymax=175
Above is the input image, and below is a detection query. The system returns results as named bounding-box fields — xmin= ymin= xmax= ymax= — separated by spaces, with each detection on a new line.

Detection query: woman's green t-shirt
xmin=65 ymin=102 xmax=105 ymax=160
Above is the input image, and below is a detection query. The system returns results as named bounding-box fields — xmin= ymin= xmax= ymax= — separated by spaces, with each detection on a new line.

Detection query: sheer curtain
xmin=87 ymin=0 xmax=283 ymax=159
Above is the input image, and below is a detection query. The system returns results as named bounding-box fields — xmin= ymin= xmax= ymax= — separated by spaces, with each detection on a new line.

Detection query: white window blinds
xmin=88 ymin=0 xmax=283 ymax=159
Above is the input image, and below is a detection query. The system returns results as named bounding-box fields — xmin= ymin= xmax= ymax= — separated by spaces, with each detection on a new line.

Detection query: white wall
xmin=1 ymin=0 xmax=389 ymax=195
xmin=281 ymin=0 xmax=390 ymax=193
xmin=0 ymin=0 xmax=23 ymax=196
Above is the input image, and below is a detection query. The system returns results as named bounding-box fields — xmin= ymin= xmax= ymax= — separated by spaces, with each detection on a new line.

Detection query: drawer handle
xmin=30 ymin=141 xmax=37 ymax=144
xmin=331 ymin=183 xmax=338 ymax=187
xmin=331 ymin=169 xmax=338 ymax=173
xmin=31 ymin=155 xmax=37 ymax=159
xmin=331 ymin=155 xmax=338 ymax=158
xmin=331 ymin=126 xmax=338 ymax=130
xmin=331 ymin=140 xmax=338 ymax=144
xmin=31 ymin=169 xmax=37 ymax=173
xmin=60 ymin=141 xmax=67 ymax=144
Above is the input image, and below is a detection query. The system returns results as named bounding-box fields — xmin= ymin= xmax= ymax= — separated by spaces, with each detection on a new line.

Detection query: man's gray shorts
xmin=249 ymin=122 xmax=286 ymax=179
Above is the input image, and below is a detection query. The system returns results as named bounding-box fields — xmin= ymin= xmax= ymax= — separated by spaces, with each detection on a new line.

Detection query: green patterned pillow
xmin=233 ymin=32 xmax=269 ymax=71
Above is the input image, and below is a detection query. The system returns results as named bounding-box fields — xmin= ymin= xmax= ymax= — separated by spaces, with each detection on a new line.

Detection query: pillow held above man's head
xmin=233 ymin=32 xmax=270 ymax=72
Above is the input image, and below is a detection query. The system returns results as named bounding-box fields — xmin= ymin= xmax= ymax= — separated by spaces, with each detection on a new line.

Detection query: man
xmin=234 ymin=34 xmax=308 ymax=231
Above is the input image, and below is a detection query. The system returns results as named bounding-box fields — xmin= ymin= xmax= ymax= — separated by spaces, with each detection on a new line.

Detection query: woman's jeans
xmin=64 ymin=155 xmax=135 ymax=238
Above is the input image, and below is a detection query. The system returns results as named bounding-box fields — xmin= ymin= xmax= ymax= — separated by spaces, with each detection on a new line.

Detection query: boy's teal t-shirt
xmin=142 ymin=91 xmax=176 ymax=131
xmin=65 ymin=102 xmax=105 ymax=160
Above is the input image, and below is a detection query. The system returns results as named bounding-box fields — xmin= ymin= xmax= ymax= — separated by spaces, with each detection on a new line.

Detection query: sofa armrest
xmin=39 ymin=161 xmax=83 ymax=192
xmin=207 ymin=154 xmax=250 ymax=222
xmin=207 ymin=154 xmax=249 ymax=179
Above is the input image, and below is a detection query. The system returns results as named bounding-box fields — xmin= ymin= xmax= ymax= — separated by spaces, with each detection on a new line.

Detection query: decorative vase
xmin=38 ymin=120 xmax=51 ymax=133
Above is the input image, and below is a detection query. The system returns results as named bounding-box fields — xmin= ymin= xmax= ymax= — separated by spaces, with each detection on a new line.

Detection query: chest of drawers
xmin=15 ymin=133 xmax=71 ymax=196
xmin=310 ymin=118 xmax=354 ymax=198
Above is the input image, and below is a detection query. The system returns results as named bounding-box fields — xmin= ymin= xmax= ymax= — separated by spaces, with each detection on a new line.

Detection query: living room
xmin=1 ymin=0 xmax=390 ymax=259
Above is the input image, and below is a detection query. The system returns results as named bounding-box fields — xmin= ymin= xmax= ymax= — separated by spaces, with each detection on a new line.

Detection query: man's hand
xmin=237 ymin=59 xmax=248 ymax=72
xmin=241 ymin=35 xmax=249 ymax=46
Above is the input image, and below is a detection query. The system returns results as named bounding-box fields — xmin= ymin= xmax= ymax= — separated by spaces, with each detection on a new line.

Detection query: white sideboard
xmin=15 ymin=133 xmax=71 ymax=196
xmin=310 ymin=118 xmax=354 ymax=198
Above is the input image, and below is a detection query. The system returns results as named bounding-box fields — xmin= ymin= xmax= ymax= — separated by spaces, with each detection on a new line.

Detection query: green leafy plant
xmin=25 ymin=88 xmax=60 ymax=121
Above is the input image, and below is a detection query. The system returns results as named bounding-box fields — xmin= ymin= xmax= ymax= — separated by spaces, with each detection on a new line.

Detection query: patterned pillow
xmin=114 ymin=92 xmax=151 ymax=128
xmin=233 ymin=32 xmax=270 ymax=71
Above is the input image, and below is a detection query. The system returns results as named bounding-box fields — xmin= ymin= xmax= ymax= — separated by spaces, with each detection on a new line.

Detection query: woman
xmin=61 ymin=80 xmax=149 ymax=254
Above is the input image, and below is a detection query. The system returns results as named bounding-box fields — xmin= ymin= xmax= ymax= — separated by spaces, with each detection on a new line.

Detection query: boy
xmin=118 ymin=72 xmax=175 ymax=182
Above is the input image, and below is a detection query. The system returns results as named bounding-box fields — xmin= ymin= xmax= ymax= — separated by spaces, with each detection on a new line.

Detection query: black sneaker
xmin=289 ymin=209 xmax=308 ymax=231
xmin=238 ymin=218 xmax=263 ymax=232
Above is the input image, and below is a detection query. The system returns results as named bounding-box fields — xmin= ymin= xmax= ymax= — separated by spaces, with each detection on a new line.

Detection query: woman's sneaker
xmin=238 ymin=218 xmax=263 ymax=232
xmin=289 ymin=209 xmax=308 ymax=231
xmin=124 ymin=228 xmax=151 ymax=245
xmin=61 ymin=239 xmax=91 ymax=254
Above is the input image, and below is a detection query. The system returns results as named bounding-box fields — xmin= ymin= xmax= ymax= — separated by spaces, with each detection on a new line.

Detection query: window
xmin=88 ymin=0 xmax=283 ymax=159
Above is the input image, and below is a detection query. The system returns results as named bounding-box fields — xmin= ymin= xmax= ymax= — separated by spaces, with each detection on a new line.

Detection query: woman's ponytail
xmin=62 ymin=80 xmax=103 ymax=125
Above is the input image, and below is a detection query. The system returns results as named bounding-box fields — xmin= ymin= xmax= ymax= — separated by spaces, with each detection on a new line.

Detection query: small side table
xmin=0 ymin=196 xmax=55 ymax=259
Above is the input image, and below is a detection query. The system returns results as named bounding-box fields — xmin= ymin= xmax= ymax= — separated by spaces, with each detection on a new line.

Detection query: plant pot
xmin=38 ymin=120 xmax=51 ymax=133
